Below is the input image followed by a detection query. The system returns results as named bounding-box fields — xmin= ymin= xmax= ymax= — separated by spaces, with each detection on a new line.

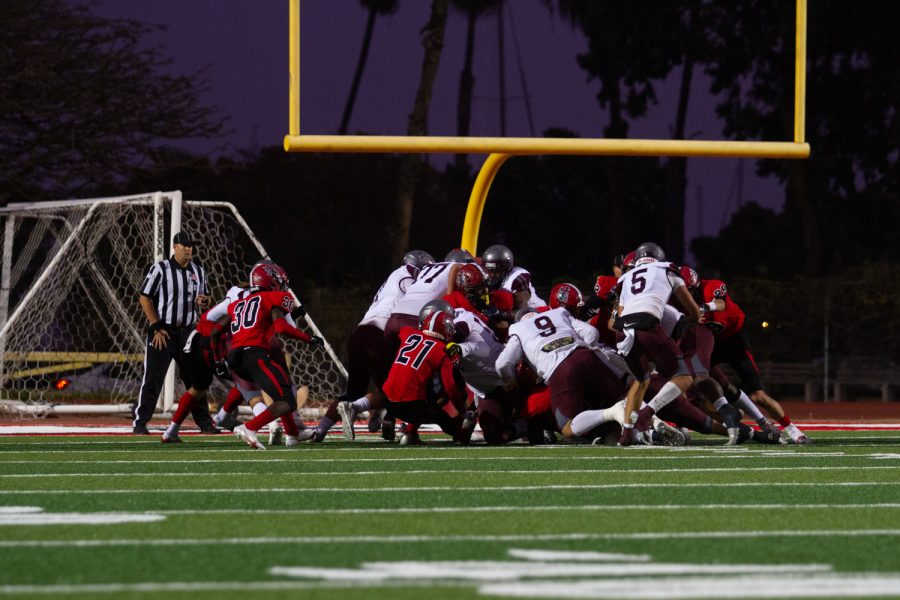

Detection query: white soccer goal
xmin=0 ymin=191 xmax=346 ymax=416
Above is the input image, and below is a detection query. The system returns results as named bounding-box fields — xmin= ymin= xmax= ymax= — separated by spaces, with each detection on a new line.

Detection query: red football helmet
xmin=593 ymin=275 xmax=618 ymax=301
xmin=622 ymin=251 xmax=637 ymax=272
xmin=679 ymin=266 xmax=700 ymax=289
xmin=418 ymin=299 xmax=454 ymax=328
xmin=421 ymin=311 xmax=455 ymax=342
xmin=455 ymin=263 xmax=490 ymax=307
xmin=249 ymin=261 xmax=289 ymax=291
xmin=549 ymin=283 xmax=584 ymax=311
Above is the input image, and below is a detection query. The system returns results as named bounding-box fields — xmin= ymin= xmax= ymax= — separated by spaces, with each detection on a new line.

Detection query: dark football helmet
xmin=249 ymin=262 xmax=289 ymax=292
xmin=679 ymin=266 xmax=700 ymax=289
xmin=481 ymin=244 xmax=514 ymax=285
xmin=444 ymin=248 xmax=475 ymax=263
xmin=418 ymin=299 xmax=454 ymax=328
xmin=421 ymin=311 xmax=455 ymax=342
xmin=634 ymin=242 xmax=666 ymax=266
xmin=548 ymin=283 xmax=584 ymax=312
xmin=454 ymin=263 xmax=490 ymax=308
xmin=402 ymin=250 xmax=435 ymax=271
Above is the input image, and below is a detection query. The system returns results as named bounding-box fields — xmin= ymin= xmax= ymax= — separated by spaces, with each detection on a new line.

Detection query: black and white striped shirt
xmin=139 ymin=258 xmax=207 ymax=328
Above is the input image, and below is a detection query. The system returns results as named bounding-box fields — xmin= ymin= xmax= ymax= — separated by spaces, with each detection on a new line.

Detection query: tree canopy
xmin=0 ymin=0 xmax=224 ymax=202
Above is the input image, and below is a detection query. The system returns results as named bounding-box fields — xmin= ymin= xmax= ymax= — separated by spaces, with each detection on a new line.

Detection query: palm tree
xmin=451 ymin=0 xmax=501 ymax=171
xmin=338 ymin=0 xmax=400 ymax=135
xmin=391 ymin=0 xmax=450 ymax=263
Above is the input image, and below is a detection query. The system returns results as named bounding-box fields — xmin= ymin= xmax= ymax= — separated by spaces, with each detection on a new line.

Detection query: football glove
xmin=291 ymin=304 xmax=307 ymax=320
xmin=213 ymin=360 xmax=229 ymax=378
xmin=445 ymin=342 xmax=462 ymax=360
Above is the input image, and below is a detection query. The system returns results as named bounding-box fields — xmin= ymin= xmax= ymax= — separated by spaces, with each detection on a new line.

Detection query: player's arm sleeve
xmin=666 ymin=266 xmax=686 ymax=290
xmin=271 ymin=317 xmax=312 ymax=342
xmin=205 ymin=298 xmax=230 ymax=322
xmin=495 ymin=334 xmax=524 ymax=382
xmin=572 ymin=317 xmax=600 ymax=346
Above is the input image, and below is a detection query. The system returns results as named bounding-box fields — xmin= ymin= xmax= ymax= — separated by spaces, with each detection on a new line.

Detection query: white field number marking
xmin=270 ymin=547 xmax=900 ymax=599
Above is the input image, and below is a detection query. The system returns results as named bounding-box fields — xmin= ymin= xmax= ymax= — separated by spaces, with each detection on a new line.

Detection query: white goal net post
xmin=0 ymin=191 xmax=347 ymax=416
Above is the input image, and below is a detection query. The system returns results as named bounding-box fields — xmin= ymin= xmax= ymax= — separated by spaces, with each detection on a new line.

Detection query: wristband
xmin=705 ymin=301 xmax=717 ymax=312
xmin=149 ymin=322 xmax=164 ymax=334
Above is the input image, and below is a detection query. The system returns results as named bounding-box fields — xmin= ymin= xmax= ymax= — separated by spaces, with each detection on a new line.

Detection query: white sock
xmin=252 ymin=403 xmax=267 ymax=417
xmin=215 ymin=408 xmax=228 ymax=422
xmin=736 ymin=391 xmax=766 ymax=421
xmin=647 ymin=382 xmax=682 ymax=413
xmin=713 ymin=397 xmax=728 ymax=411
xmin=317 ymin=416 xmax=334 ymax=433
xmin=165 ymin=422 xmax=180 ymax=435
xmin=350 ymin=396 xmax=372 ymax=412
xmin=570 ymin=410 xmax=610 ymax=437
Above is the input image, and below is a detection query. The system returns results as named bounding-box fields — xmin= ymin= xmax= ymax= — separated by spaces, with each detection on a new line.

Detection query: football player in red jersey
xmin=209 ymin=262 xmax=324 ymax=449
xmin=683 ymin=267 xmax=810 ymax=444
xmin=381 ymin=311 xmax=470 ymax=443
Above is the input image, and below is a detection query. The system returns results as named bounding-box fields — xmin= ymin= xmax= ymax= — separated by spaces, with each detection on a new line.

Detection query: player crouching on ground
xmin=380 ymin=311 xmax=471 ymax=445
xmin=209 ymin=261 xmax=324 ymax=450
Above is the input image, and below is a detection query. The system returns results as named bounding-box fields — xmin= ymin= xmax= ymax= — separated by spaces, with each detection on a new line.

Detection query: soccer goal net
xmin=0 ymin=191 xmax=346 ymax=416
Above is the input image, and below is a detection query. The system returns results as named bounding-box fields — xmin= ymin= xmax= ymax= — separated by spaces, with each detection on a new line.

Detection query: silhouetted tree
xmin=338 ymin=0 xmax=400 ymax=135
xmin=0 ymin=0 xmax=224 ymax=203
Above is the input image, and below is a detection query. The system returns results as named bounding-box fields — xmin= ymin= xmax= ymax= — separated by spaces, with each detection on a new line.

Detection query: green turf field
xmin=1 ymin=431 xmax=900 ymax=599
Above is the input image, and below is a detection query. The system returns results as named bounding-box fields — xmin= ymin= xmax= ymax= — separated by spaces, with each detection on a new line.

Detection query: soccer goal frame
xmin=284 ymin=0 xmax=810 ymax=253
xmin=0 ymin=191 xmax=347 ymax=416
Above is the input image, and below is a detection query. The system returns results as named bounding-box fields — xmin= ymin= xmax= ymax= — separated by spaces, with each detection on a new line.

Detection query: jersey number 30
xmin=230 ymin=296 xmax=261 ymax=334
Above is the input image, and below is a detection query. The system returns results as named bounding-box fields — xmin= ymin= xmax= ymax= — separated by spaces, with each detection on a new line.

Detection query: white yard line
xmin=1 ymin=481 xmax=899 ymax=495
xmin=3 ymin=529 xmax=900 ymax=549
xmin=0 ymin=580 xmax=467 ymax=595
xmin=148 ymin=503 xmax=900 ymax=516
xmin=1 ymin=465 xmax=897 ymax=478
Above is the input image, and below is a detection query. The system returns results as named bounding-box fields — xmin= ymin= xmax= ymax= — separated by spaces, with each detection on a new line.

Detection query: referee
xmin=133 ymin=231 xmax=216 ymax=434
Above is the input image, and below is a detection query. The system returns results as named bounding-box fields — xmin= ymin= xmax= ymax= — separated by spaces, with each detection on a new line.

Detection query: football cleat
xmin=367 ymin=408 xmax=385 ymax=434
xmin=268 ymin=424 xmax=284 ymax=446
xmin=784 ymin=424 xmax=812 ymax=444
xmin=399 ymin=431 xmax=423 ymax=446
xmin=297 ymin=427 xmax=326 ymax=443
xmin=653 ymin=419 xmax=687 ymax=446
xmin=161 ymin=431 xmax=182 ymax=443
xmin=234 ymin=425 xmax=266 ymax=450
xmin=718 ymin=403 xmax=743 ymax=429
xmin=337 ymin=401 xmax=359 ymax=441
xmin=752 ymin=424 xmax=782 ymax=444
xmin=285 ymin=435 xmax=301 ymax=447
xmin=213 ymin=411 xmax=239 ymax=432
xmin=381 ymin=417 xmax=397 ymax=442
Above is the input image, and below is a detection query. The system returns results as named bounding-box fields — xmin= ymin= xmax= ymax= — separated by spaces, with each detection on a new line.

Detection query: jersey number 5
xmin=630 ymin=268 xmax=648 ymax=294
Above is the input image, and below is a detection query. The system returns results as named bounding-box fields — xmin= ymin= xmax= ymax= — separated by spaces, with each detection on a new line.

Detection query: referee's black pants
xmin=133 ymin=327 xmax=213 ymax=429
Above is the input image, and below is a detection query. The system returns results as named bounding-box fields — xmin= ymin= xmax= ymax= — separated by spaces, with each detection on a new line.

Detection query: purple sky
xmin=95 ymin=0 xmax=784 ymax=249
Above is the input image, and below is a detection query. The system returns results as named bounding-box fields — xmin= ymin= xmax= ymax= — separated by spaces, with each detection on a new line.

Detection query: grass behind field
xmin=1 ymin=432 xmax=900 ymax=599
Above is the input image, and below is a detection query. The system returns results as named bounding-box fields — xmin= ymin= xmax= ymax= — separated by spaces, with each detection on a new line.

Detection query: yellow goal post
xmin=284 ymin=0 xmax=809 ymax=253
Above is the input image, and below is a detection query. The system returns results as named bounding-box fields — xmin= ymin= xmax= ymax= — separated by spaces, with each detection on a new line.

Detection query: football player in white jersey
xmin=375 ymin=249 xmax=475 ymax=441
xmin=481 ymin=245 xmax=546 ymax=311
xmin=496 ymin=306 xmax=632 ymax=441
xmin=615 ymin=242 xmax=702 ymax=446
xmin=298 ymin=251 xmax=433 ymax=442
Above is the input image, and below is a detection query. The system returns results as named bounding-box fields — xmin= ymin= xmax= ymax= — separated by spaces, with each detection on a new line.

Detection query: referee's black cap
xmin=172 ymin=231 xmax=196 ymax=246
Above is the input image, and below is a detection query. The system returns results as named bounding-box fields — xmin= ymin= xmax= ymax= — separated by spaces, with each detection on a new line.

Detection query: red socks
xmin=171 ymin=391 xmax=197 ymax=425
xmin=222 ymin=386 xmax=243 ymax=413
xmin=245 ymin=409 xmax=278 ymax=432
